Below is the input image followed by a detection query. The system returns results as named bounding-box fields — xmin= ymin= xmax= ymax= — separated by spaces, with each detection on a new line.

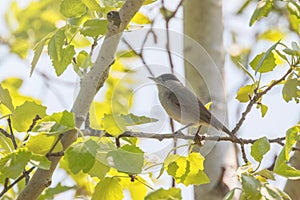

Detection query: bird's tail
xmin=210 ymin=115 xmax=233 ymax=137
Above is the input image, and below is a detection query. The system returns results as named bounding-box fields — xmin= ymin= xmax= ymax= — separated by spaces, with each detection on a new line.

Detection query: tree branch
xmin=231 ymin=67 xmax=293 ymax=134
xmin=17 ymin=1 xmax=145 ymax=199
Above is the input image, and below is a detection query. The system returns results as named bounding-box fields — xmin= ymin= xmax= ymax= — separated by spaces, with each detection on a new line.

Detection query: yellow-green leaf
xmin=60 ymin=0 xmax=87 ymax=18
xmin=92 ymin=177 xmax=123 ymax=200
xmin=11 ymin=101 xmax=46 ymax=132
xmin=236 ymin=84 xmax=256 ymax=102
xmin=0 ymin=84 xmax=14 ymax=112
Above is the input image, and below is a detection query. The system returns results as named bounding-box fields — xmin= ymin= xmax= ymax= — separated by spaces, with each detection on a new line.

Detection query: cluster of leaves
xmin=225 ymin=126 xmax=300 ymax=200
xmin=228 ymin=1 xmax=300 ymax=199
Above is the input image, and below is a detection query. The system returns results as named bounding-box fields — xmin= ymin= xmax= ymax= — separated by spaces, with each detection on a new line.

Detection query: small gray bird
xmin=149 ymin=73 xmax=231 ymax=135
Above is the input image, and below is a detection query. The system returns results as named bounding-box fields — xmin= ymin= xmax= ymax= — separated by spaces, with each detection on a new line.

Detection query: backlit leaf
xmin=0 ymin=149 xmax=31 ymax=179
xmin=92 ymin=177 xmax=123 ymax=200
xmin=60 ymin=0 xmax=87 ymax=18
xmin=81 ymin=19 xmax=107 ymax=37
xmin=11 ymin=101 xmax=46 ymax=132
xmin=145 ymin=188 xmax=181 ymax=200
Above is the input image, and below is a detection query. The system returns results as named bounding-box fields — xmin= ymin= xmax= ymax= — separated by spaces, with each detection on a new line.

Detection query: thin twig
xmin=7 ymin=117 xmax=17 ymax=150
xmin=231 ymin=67 xmax=293 ymax=134
xmin=0 ymin=167 xmax=35 ymax=198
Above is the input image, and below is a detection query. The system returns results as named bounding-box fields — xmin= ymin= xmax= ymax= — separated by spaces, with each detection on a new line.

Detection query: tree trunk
xmin=183 ymin=0 xmax=238 ymax=199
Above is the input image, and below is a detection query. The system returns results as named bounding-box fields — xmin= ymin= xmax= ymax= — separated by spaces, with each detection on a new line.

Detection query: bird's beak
xmin=148 ymin=77 xmax=156 ymax=81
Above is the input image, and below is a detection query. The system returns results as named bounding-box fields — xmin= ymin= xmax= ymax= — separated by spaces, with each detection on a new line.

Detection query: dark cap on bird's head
xmin=148 ymin=73 xmax=180 ymax=83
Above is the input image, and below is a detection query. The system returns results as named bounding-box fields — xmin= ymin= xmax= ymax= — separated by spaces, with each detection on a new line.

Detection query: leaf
xmin=145 ymin=188 xmax=182 ymax=200
xmin=250 ymin=51 xmax=276 ymax=74
xmin=39 ymin=183 xmax=75 ymax=200
xmin=75 ymin=50 xmax=92 ymax=69
xmin=241 ymin=175 xmax=262 ymax=200
xmin=282 ymin=78 xmax=300 ymax=103
xmin=143 ymin=0 xmax=157 ymax=5
xmin=64 ymin=139 xmax=98 ymax=174
xmin=102 ymin=113 xmax=158 ymax=136
xmin=26 ymin=133 xmax=62 ymax=155
xmin=165 ymin=153 xmax=209 ymax=186
xmin=224 ymin=189 xmax=236 ymax=200
xmin=251 ymin=137 xmax=270 ymax=162
xmin=131 ymin=12 xmax=151 ymax=24
xmin=236 ymin=62 xmax=255 ymax=83
xmin=0 ymin=149 xmax=31 ymax=179
xmin=82 ymin=0 xmax=101 ymax=11
xmin=274 ymin=126 xmax=300 ymax=179
xmin=30 ymin=154 xmax=51 ymax=170
xmin=249 ymin=0 xmax=273 ymax=26
xmin=88 ymin=159 xmax=110 ymax=179
xmin=0 ymin=84 xmax=14 ymax=112
xmin=259 ymin=103 xmax=268 ymax=117
xmin=92 ymin=177 xmax=123 ymax=200
xmin=265 ymin=184 xmax=291 ymax=200
xmin=256 ymin=168 xmax=275 ymax=181
xmin=236 ymin=84 xmax=256 ymax=102
xmin=80 ymin=19 xmax=108 ymax=37
xmin=259 ymin=29 xmax=285 ymax=41
xmin=121 ymin=113 xmax=158 ymax=126
xmin=107 ymin=144 xmax=144 ymax=174
xmin=60 ymin=0 xmax=87 ymax=18
xmin=48 ymin=29 xmax=76 ymax=76
xmin=11 ymin=101 xmax=47 ymax=132
xmin=41 ymin=110 xmax=75 ymax=128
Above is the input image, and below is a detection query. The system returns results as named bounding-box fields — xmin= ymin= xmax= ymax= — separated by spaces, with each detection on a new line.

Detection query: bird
xmin=149 ymin=73 xmax=232 ymax=136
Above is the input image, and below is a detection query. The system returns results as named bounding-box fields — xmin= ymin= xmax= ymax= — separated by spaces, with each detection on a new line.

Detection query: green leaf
xmin=30 ymin=154 xmax=51 ymax=170
xmin=288 ymin=2 xmax=300 ymax=18
xmin=88 ymin=159 xmax=110 ymax=179
xmin=39 ymin=183 xmax=75 ymax=200
xmin=30 ymin=39 xmax=47 ymax=77
xmin=26 ymin=133 xmax=62 ymax=155
xmin=107 ymin=144 xmax=144 ymax=174
xmin=256 ymin=168 xmax=275 ymax=180
xmin=236 ymin=84 xmax=256 ymax=102
xmin=236 ymin=62 xmax=255 ymax=83
xmin=145 ymin=188 xmax=182 ymax=200
xmin=282 ymin=78 xmax=300 ymax=103
xmin=92 ymin=177 xmax=123 ymax=200
xmin=249 ymin=0 xmax=273 ymax=26
xmin=274 ymin=126 xmax=300 ymax=179
xmin=251 ymin=137 xmax=270 ymax=162
xmin=0 ymin=84 xmax=14 ymax=112
xmin=265 ymin=184 xmax=291 ymax=200
xmin=250 ymin=51 xmax=276 ymax=74
xmin=102 ymin=113 xmax=158 ymax=136
xmin=48 ymin=29 xmax=76 ymax=76
xmin=259 ymin=103 xmax=268 ymax=117
xmin=131 ymin=12 xmax=151 ymax=24
xmin=82 ymin=0 xmax=101 ymax=11
xmin=0 ymin=149 xmax=31 ymax=179
xmin=80 ymin=19 xmax=108 ymax=37
xmin=288 ymin=10 xmax=300 ymax=35
xmin=60 ymin=0 xmax=87 ymax=18
xmin=75 ymin=50 xmax=92 ymax=69
xmin=241 ymin=174 xmax=262 ymax=200
xmin=11 ymin=101 xmax=46 ymax=132
xmin=121 ymin=113 xmax=158 ymax=126
xmin=64 ymin=139 xmax=98 ymax=174
xmin=41 ymin=110 xmax=75 ymax=128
